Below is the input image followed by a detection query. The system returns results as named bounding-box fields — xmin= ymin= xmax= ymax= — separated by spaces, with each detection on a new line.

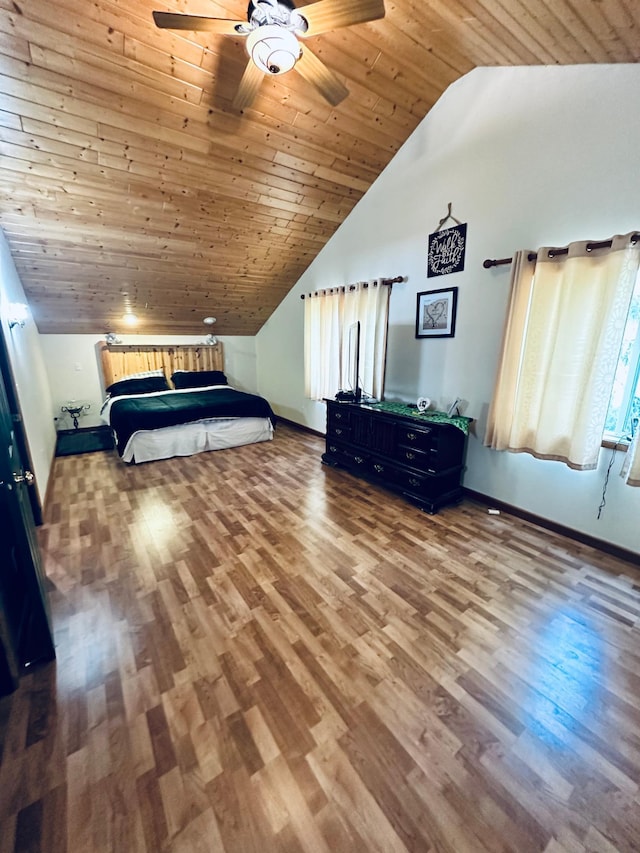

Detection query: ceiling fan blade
xmin=152 ymin=11 xmax=244 ymax=35
xmin=232 ymin=60 xmax=265 ymax=110
xmin=298 ymin=0 xmax=385 ymax=35
xmin=295 ymin=46 xmax=348 ymax=106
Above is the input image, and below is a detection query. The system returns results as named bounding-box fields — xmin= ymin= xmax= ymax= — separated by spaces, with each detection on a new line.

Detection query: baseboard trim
xmin=269 ymin=425 xmax=640 ymax=567
xmin=463 ymin=488 xmax=640 ymax=567
xmin=40 ymin=442 xmax=58 ymax=525
xmin=276 ymin=416 xmax=324 ymax=438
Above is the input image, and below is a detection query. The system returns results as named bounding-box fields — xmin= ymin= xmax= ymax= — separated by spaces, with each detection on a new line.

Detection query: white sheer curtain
xmin=304 ymin=288 xmax=343 ymax=401
xmin=621 ymin=430 xmax=640 ymax=486
xmin=485 ymin=233 xmax=640 ymax=471
xmin=304 ymin=279 xmax=390 ymax=401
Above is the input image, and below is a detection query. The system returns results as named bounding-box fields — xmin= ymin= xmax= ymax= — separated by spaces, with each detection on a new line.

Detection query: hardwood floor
xmin=2 ymin=423 xmax=640 ymax=852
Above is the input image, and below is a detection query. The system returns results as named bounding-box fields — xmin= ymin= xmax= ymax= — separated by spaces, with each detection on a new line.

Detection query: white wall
xmin=0 ymin=230 xmax=56 ymax=504
xmin=40 ymin=334 xmax=259 ymax=429
xmin=257 ymin=64 xmax=640 ymax=557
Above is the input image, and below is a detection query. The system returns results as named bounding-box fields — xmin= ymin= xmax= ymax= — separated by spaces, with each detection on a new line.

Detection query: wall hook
xmin=434 ymin=202 xmax=462 ymax=232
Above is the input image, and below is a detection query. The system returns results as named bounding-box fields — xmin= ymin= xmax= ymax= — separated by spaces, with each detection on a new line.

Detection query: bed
xmin=98 ymin=343 xmax=276 ymax=463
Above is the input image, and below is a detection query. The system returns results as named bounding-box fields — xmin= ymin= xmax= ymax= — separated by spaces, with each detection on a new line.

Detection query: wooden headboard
xmin=98 ymin=343 xmax=224 ymax=390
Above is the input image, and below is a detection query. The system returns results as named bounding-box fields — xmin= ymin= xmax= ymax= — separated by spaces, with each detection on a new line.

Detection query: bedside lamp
xmin=61 ymin=402 xmax=91 ymax=430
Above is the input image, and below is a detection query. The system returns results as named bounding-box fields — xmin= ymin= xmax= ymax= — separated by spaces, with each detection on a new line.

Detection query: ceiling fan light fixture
xmin=289 ymin=10 xmax=308 ymax=35
xmin=246 ymin=25 xmax=300 ymax=75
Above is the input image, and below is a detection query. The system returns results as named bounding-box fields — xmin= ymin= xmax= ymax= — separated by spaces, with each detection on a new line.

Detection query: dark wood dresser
xmin=322 ymin=400 xmax=472 ymax=514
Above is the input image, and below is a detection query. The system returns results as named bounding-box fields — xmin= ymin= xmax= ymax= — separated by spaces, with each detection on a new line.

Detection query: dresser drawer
xmin=396 ymin=444 xmax=433 ymax=472
xmin=367 ymin=456 xmax=398 ymax=483
xmin=325 ymin=439 xmax=369 ymax=470
xmin=327 ymin=422 xmax=351 ymax=441
xmin=328 ymin=406 xmax=351 ymax=428
xmin=397 ymin=466 xmax=463 ymax=500
xmin=366 ymin=457 xmax=463 ymax=505
xmin=399 ymin=427 xmax=465 ymax=470
xmin=396 ymin=424 xmax=435 ymax=452
xmin=396 ymin=442 xmax=461 ymax=474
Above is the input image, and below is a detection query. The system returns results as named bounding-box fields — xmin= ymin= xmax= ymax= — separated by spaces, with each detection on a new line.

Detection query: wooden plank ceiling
xmin=0 ymin=0 xmax=638 ymax=336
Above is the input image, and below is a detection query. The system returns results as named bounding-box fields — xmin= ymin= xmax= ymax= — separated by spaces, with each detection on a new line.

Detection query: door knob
xmin=13 ymin=470 xmax=34 ymax=485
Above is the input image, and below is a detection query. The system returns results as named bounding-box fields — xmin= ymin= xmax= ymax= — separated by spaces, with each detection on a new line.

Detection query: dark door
xmin=0 ymin=325 xmax=42 ymax=524
xmin=0 ymin=361 xmax=55 ymax=695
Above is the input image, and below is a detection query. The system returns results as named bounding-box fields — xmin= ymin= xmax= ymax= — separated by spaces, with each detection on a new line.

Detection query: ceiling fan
xmin=153 ymin=0 xmax=385 ymax=109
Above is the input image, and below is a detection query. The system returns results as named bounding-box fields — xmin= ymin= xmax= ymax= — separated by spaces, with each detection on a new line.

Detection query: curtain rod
xmin=300 ymin=276 xmax=403 ymax=299
xmin=483 ymin=233 xmax=640 ymax=269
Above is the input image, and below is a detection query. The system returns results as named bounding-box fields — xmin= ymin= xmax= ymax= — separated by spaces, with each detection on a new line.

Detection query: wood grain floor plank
xmin=307 ymin=739 xmax=407 ymax=853
xmin=3 ymin=423 xmax=640 ymax=851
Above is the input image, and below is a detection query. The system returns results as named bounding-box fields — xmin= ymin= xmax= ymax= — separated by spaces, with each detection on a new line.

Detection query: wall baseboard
xmin=274 ymin=422 xmax=640 ymax=568
xmin=40 ymin=443 xmax=58 ymax=525
xmin=463 ymin=488 xmax=640 ymax=567
xmin=277 ymin=416 xmax=324 ymax=438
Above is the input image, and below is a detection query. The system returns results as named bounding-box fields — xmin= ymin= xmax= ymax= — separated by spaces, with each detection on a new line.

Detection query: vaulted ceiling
xmin=0 ymin=0 xmax=638 ymax=336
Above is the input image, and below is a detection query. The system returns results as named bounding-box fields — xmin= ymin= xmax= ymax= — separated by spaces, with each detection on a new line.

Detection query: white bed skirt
xmin=121 ymin=417 xmax=274 ymax=463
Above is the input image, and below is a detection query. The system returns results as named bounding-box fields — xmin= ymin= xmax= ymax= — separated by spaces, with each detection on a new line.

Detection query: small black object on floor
xmin=55 ymin=426 xmax=115 ymax=457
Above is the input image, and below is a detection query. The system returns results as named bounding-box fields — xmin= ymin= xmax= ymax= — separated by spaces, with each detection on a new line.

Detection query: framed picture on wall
xmin=415 ymin=286 xmax=458 ymax=339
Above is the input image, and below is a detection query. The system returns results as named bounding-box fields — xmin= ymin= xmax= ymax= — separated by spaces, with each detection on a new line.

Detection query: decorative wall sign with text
xmin=427 ymin=222 xmax=467 ymax=277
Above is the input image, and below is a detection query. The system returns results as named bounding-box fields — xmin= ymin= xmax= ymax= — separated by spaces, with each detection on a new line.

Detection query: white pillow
xmin=118 ymin=369 xmax=166 ymax=381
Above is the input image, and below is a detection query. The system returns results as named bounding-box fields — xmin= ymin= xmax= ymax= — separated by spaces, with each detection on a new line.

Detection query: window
xmin=485 ymin=234 xmax=640 ymax=472
xmin=304 ymin=280 xmax=390 ymax=401
xmin=605 ymin=271 xmax=640 ymax=440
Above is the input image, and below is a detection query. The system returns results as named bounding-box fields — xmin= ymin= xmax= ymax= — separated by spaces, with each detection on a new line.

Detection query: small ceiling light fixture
xmin=203 ymin=316 xmax=217 ymax=345
xmin=246 ymin=24 xmax=301 ymax=75
xmin=8 ymin=303 xmax=29 ymax=329
xmin=122 ymin=312 xmax=138 ymax=326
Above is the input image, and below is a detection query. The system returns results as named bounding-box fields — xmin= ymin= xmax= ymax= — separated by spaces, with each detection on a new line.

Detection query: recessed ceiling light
xmin=122 ymin=313 xmax=138 ymax=326
xmin=203 ymin=316 xmax=216 ymax=325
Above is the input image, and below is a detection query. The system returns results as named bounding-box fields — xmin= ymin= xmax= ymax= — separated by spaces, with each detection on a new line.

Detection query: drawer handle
xmin=374 ymin=464 xmax=384 ymax=473
xmin=409 ymin=477 xmax=420 ymax=487
xmin=354 ymin=456 xmax=365 ymax=464
xmin=335 ymin=428 xmax=343 ymax=435
xmin=329 ymin=445 xmax=337 ymax=452
xmin=405 ymin=451 xmax=416 ymax=460
xmin=335 ymin=412 xmax=342 ymax=420
xmin=407 ymin=432 xmax=417 ymax=441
